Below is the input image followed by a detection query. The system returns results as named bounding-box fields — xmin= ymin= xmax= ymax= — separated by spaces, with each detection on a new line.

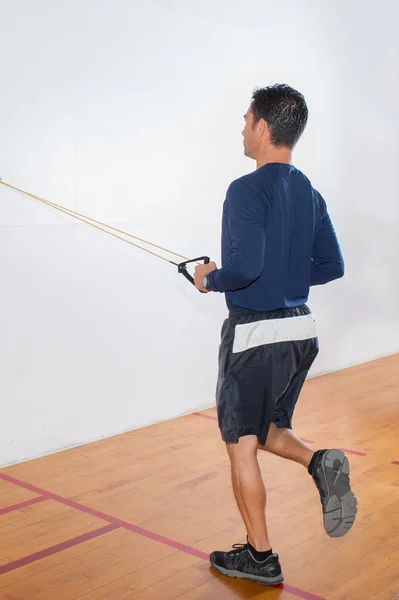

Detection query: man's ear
xmin=256 ymin=118 xmax=267 ymax=139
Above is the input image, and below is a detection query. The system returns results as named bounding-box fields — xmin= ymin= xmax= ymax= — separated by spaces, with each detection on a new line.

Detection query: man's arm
xmin=311 ymin=193 xmax=344 ymax=286
xmin=208 ymin=180 xmax=267 ymax=293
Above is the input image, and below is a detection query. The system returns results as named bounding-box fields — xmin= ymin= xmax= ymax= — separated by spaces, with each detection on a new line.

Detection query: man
xmin=194 ymin=84 xmax=357 ymax=586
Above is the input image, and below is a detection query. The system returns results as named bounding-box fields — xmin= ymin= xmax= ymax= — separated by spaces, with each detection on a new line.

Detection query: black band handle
xmin=178 ymin=256 xmax=210 ymax=292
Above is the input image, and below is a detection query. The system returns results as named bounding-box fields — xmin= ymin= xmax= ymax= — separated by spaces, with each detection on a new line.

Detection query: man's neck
xmin=256 ymin=148 xmax=292 ymax=169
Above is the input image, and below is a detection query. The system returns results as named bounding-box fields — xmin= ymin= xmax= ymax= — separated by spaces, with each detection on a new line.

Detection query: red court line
xmin=192 ymin=412 xmax=316 ymax=444
xmin=278 ymin=585 xmax=326 ymax=600
xmin=0 ymin=473 xmax=208 ymax=560
xmin=0 ymin=524 xmax=118 ymax=575
xmin=392 ymin=461 xmax=399 ymax=465
xmin=0 ymin=496 xmax=47 ymax=516
xmin=193 ymin=411 xmax=216 ymax=420
xmin=0 ymin=473 xmax=327 ymax=599
xmin=339 ymin=447 xmax=367 ymax=457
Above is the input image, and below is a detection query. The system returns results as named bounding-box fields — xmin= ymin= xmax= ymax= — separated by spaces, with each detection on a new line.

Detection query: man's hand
xmin=194 ymin=262 xmax=217 ymax=293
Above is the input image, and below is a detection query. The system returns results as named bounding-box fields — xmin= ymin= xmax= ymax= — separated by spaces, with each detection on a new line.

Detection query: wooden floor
xmin=1 ymin=354 xmax=398 ymax=600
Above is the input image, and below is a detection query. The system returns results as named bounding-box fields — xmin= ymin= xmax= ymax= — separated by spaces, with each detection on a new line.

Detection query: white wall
xmin=1 ymin=0 xmax=398 ymax=466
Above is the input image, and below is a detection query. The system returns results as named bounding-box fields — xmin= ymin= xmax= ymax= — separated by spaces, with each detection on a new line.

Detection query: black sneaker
xmin=209 ymin=542 xmax=284 ymax=585
xmin=309 ymin=448 xmax=357 ymax=537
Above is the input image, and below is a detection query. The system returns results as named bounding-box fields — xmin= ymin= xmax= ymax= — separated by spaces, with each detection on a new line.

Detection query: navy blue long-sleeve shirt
xmin=208 ymin=163 xmax=344 ymax=311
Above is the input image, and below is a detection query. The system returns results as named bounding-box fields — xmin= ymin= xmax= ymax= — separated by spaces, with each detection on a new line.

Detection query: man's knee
xmin=226 ymin=435 xmax=259 ymax=463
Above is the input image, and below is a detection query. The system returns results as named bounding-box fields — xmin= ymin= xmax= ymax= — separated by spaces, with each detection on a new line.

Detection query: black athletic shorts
xmin=216 ymin=304 xmax=319 ymax=445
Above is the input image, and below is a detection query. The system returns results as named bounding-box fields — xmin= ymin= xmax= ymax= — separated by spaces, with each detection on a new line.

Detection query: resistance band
xmin=0 ymin=178 xmax=210 ymax=291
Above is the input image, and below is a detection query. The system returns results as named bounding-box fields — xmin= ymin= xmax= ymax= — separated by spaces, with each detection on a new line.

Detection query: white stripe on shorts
xmin=232 ymin=313 xmax=317 ymax=354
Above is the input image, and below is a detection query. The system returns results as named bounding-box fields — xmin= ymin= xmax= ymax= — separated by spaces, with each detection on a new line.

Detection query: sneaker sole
xmin=210 ymin=559 xmax=284 ymax=585
xmin=321 ymin=449 xmax=358 ymax=537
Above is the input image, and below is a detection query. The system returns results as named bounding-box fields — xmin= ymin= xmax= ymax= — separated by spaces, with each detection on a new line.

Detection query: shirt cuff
xmin=207 ymin=269 xmax=219 ymax=292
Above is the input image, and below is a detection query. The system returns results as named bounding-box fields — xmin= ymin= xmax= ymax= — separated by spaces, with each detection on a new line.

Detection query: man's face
xmin=242 ymin=108 xmax=259 ymax=159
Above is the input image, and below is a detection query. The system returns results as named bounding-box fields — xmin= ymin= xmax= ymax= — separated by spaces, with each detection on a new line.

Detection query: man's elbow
xmin=223 ymin=268 xmax=261 ymax=291
xmin=311 ymin=258 xmax=345 ymax=286
xmin=235 ymin=265 xmax=263 ymax=287
xmin=331 ymin=260 xmax=345 ymax=280
xmin=323 ymin=260 xmax=345 ymax=284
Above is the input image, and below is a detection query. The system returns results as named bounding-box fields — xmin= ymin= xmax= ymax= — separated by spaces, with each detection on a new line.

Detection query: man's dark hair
xmin=251 ymin=84 xmax=308 ymax=149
